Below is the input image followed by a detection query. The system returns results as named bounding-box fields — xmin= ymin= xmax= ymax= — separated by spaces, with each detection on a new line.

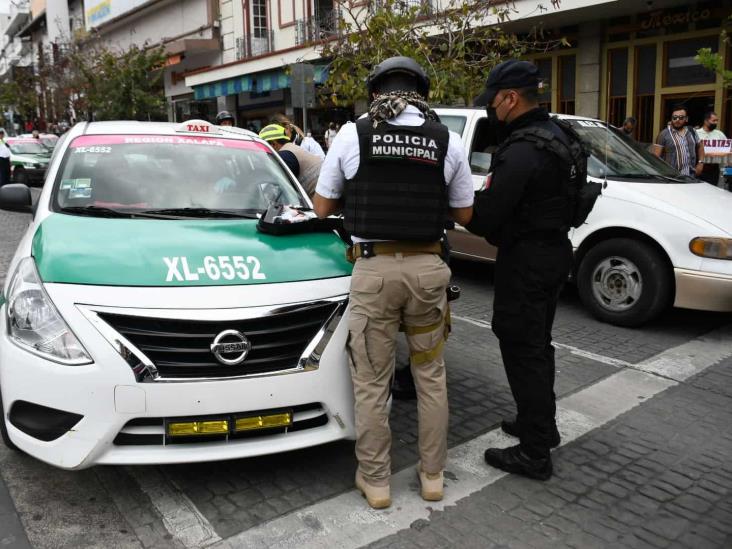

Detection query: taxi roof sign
xmin=175 ymin=120 xmax=221 ymax=135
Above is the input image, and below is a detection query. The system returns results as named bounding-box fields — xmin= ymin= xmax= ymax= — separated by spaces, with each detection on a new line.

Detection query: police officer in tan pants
xmin=314 ymin=57 xmax=473 ymax=509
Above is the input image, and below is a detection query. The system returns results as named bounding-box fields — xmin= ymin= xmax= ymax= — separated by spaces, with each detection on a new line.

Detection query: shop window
xmin=634 ymin=45 xmax=656 ymax=144
xmin=664 ymin=36 xmax=718 ymax=87
xmin=535 ymin=58 xmax=552 ymax=111
xmin=558 ymin=55 xmax=576 ymax=115
xmin=608 ymin=48 xmax=628 ymax=127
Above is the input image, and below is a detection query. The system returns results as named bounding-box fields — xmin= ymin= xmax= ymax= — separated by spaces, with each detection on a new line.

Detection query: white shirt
xmin=316 ymin=105 xmax=474 ymax=209
xmin=0 ymin=141 xmax=10 ymax=159
xmin=300 ymin=135 xmax=325 ymax=159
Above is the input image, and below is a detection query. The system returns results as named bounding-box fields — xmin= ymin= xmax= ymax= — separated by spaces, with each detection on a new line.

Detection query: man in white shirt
xmin=314 ymin=56 xmax=473 ymax=510
xmin=0 ymin=130 xmax=11 ymax=186
xmin=696 ymin=111 xmax=727 ymax=186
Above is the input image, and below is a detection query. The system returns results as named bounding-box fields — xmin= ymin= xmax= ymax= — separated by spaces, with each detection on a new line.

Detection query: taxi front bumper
xmin=0 ymin=307 xmax=355 ymax=470
xmin=674 ymin=268 xmax=732 ymax=312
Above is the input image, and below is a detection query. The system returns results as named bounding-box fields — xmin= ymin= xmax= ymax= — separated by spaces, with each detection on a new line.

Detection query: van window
xmin=569 ymin=120 xmax=691 ymax=181
xmin=469 ymin=118 xmax=501 ymax=175
xmin=53 ymin=135 xmax=304 ymax=216
xmin=440 ymin=115 xmax=467 ymax=136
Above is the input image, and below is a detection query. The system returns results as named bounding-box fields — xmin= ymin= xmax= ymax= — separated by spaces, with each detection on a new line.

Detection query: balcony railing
xmin=369 ymin=0 xmax=434 ymax=15
xmin=295 ymin=10 xmax=340 ymax=46
xmin=236 ymin=31 xmax=275 ymax=60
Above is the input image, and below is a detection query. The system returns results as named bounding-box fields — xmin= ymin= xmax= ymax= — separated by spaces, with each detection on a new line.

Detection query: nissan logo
xmin=210 ymin=330 xmax=251 ymax=365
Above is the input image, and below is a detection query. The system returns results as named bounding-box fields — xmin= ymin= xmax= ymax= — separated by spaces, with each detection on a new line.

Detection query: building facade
xmin=84 ymin=0 xmax=222 ymax=122
xmin=183 ymin=0 xmax=730 ymax=144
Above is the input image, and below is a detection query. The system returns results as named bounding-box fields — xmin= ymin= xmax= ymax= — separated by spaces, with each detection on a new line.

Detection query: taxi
xmin=0 ymin=120 xmax=355 ymax=469
xmin=5 ymin=137 xmax=51 ymax=185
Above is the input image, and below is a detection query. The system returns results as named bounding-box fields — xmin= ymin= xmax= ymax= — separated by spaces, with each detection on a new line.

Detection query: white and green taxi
xmin=0 ymin=120 xmax=355 ymax=469
xmin=6 ymin=137 xmax=51 ymax=185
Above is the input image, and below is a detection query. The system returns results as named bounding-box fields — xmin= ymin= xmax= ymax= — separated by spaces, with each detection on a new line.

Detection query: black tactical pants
xmin=492 ymin=237 xmax=573 ymax=459
xmin=0 ymin=157 xmax=9 ymax=186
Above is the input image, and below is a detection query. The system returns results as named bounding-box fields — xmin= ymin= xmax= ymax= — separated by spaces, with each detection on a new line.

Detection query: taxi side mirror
xmin=0 ymin=183 xmax=32 ymax=214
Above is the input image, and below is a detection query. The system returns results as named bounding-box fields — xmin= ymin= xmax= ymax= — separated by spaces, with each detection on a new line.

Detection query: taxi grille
xmin=98 ymin=302 xmax=339 ymax=379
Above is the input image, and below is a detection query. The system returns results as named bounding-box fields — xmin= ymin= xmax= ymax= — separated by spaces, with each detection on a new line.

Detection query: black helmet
xmin=367 ymin=56 xmax=430 ymax=99
xmin=216 ymin=110 xmax=235 ymax=124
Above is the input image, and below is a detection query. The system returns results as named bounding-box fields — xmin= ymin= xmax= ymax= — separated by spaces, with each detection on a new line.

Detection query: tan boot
xmin=417 ymin=461 xmax=444 ymax=501
xmin=355 ymin=471 xmax=391 ymax=509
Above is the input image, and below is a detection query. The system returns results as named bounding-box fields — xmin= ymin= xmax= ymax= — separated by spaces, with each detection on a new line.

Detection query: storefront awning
xmin=193 ymin=65 xmax=329 ymax=100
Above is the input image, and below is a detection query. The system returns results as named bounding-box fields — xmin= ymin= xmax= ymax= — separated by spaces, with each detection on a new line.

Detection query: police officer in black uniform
xmin=467 ymin=60 xmax=575 ymax=480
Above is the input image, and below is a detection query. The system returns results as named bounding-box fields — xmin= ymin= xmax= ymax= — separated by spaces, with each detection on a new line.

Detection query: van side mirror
xmin=0 ymin=184 xmax=33 ymax=214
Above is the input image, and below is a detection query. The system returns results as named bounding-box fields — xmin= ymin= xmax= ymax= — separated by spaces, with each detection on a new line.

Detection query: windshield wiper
xmin=613 ymin=173 xmax=686 ymax=182
xmin=140 ymin=207 xmax=260 ymax=219
xmin=59 ymin=206 xmax=184 ymax=219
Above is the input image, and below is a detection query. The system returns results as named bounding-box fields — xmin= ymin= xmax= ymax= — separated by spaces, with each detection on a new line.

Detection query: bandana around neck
xmin=368 ymin=91 xmax=439 ymax=127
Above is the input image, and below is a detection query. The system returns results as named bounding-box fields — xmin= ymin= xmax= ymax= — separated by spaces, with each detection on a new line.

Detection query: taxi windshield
xmin=9 ymin=141 xmax=49 ymax=155
xmin=53 ymin=135 xmax=304 ymax=218
xmin=569 ymin=120 xmax=691 ymax=182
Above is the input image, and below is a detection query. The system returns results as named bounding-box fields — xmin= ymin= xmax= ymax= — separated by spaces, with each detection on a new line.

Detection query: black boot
xmin=391 ymin=365 xmax=417 ymax=400
xmin=484 ymin=445 xmax=552 ymax=481
xmin=501 ymin=419 xmax=561 ymax=448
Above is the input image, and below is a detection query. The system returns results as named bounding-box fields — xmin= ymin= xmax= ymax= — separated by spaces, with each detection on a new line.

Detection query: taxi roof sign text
xmin=175 ymin=120 xmax=221 ymax=135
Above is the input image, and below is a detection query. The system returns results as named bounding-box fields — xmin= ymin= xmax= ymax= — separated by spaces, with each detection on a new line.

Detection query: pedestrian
xmin=215 ymin=111 xmax=236 ymax=127
xmin=696 ymin=111 xmax=727 ymax=186
xmin=259 ymin=124 xmax=322 ymax=196
xmin=621 ymin=116 xmax=636 ymax=138
xmin=271 ymin=113 xmax=326 ymax=159
xmin=324 ymin=122 xmax=337 ymax=150
xmin=467 ymin=60 xmax=586 ymax=480
xmin=653 ymin=105 xmax=703 ymax=178
xmin=313 ymin=56 xmax=474 ymax=508
xmin=0 ymin=130 xmax=10 ymax=187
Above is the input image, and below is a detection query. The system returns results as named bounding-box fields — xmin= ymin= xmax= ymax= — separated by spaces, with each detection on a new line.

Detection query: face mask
xmin=708 ymin=123 xmax=718 ymax=132
xmin=485 ymin=93 xmax=511 ymax=132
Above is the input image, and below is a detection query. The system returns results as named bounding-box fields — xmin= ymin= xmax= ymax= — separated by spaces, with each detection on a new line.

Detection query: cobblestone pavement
xmin=0 ymin=206 xmax=730 ymax=548
xmin=367 ymin=358 xmax=732 ymax=549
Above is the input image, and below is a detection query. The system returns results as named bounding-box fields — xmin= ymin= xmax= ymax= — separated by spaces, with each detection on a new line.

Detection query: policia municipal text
xmin=314 ymin=57 xmax=474 ymax=509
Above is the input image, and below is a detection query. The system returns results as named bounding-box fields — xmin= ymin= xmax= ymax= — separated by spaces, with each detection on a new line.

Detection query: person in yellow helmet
xmin=259 ymin=124 xmax=322 ymax=197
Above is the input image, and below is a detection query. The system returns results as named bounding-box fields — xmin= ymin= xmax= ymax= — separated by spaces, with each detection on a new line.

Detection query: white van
xmin=436 ymin=108 xmax=732 ymax=327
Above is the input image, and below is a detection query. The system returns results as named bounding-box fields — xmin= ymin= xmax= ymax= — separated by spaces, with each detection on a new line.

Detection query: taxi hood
xmin=32 ymin=214 xmax=352 ymax=286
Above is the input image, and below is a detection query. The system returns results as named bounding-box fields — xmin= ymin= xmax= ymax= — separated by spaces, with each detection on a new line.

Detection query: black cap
xmin=474 ymin=60 xmax=540 ymax=107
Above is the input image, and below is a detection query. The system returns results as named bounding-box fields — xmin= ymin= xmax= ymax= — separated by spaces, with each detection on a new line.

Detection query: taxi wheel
xmin=0 ymin=388 xmax=19 ymax=451
xmin=12 ymin=167 xmax=28 ymax=185
xmin=577 ymin=238 xmax=672 ymax=327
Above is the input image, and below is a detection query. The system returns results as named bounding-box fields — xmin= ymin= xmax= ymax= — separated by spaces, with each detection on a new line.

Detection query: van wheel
xmin=12 ymin=167 xmax=28 ymax=185
xmin=0 ymin=388 xmax=19 ymax=451
xmin=577 ymin=238 xmax=672 ymax=327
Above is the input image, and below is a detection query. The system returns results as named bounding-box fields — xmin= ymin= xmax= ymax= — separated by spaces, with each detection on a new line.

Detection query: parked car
xmin=0 ymin=120 xmax=355 ymax=469
xmin=5 ymin=138 xmax=51 ymax=185
xmin=19 ymin=133 xmax=60 ymax=152
xmin=436 ymin=108 xmax=732 ymax=327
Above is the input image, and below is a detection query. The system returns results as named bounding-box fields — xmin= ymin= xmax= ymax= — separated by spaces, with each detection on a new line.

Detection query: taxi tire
xmin=12 ymin=167 xmax=28 ymax=186
xmin=577 ymin=238 xmax=672 ymax=327
xmin=0 ymin=388 xmax=19 ymax=451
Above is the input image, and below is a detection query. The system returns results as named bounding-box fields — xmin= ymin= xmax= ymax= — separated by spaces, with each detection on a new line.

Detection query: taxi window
xmin=9 ymin=141 xmax=48 ymax=155
xmin=52 ymin=135 xmax=304 ymax=217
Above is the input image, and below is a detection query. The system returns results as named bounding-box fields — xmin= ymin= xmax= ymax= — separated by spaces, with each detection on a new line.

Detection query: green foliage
xmin=68 ymin=42 xmax=167 ymax=121
xmin=696 ymin=19 xmax=732 ymax=88
xmin=0 ymin=38 xmax=167 ymax=122
xmin=319 ymin=0 xmax=566 ymax=106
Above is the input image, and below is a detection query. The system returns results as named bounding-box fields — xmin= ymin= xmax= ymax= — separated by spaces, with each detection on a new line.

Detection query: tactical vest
xmin=344 ymin=118 xmax=449 ymax=241
xmin=496 ymin=118 xmax=598 ymax=234
xmin=281 ymin=142 xmax=323 ymax=197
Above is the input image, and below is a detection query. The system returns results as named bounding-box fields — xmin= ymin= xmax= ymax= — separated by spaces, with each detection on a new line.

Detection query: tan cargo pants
xmin=347 ymin=252 xmax=451 ymax=486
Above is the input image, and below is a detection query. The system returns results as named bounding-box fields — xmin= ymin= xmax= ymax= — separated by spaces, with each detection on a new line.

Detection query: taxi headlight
xmin=23 ymin=163 xmax=35 ymax=169
xmin=689 ymin=237 xmax=732 ymax=260
xmin=5 ymin=258 xmax=92 ymax=364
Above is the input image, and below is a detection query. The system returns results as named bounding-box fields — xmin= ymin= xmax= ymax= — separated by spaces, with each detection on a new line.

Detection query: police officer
xmin=467 ymin=60 xmax=576 ymax=481
xmin=0 ymin=130 xmax=10 ymax=187
xmin=313 ymin=56 xmax=473 ymax=509
xmin=215 ymin=111 xmax=235 ymax=127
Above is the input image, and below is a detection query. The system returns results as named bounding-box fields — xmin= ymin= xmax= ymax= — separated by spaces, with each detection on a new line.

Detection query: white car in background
xmin=436 ymin=108 xmax=732 ymax=327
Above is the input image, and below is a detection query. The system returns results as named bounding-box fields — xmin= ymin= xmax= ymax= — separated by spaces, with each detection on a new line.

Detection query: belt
xmin=346 ymin=241 xmax=442 ymax=263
